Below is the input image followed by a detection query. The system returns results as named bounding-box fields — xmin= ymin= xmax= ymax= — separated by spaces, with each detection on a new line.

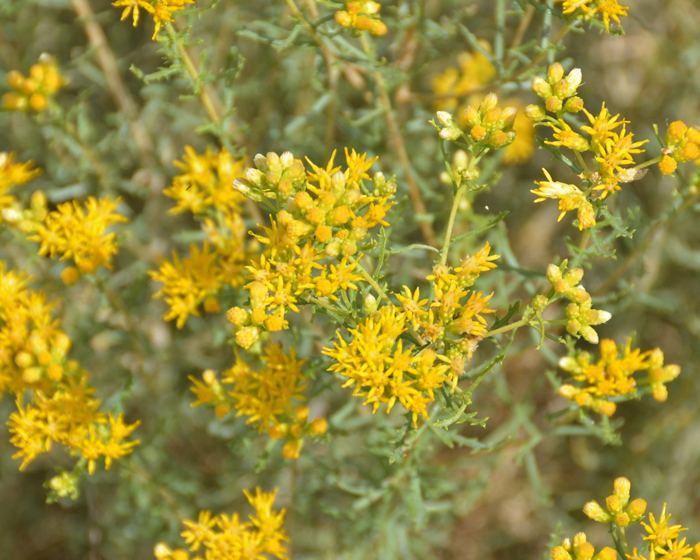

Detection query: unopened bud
xmin=583 ymin=500 xmax=611 ymax=522
xmin=480 ymin=92 xmax=498 ymax=113
xmin=564 ymin=96 xmax=584 ymax=113
xmin=294 ymin=406 xmax=309 ymax=423
xmin=548 ymin=62 xmax=564 ymax=83
xmin=309 ymin=417 xmax=328 ymax=435
xmin=627 ymin=498 xmax=647 ymax=522
xmin=525 ymin=104 xmax=546 ymax=122
xmin=532 ymin=76 xmax=551 ymax=99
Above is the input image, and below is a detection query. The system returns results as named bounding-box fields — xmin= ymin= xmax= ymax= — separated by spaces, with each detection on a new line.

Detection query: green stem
xmin=484 ymin=311 xmax=534 ymax=338
xmin=305 ymin=295 xmax=353 ymax=320
xmin=439 ymin=183 xmax=468 ymax=266
xmin=633 ymin=154 xmax=663 ymax=170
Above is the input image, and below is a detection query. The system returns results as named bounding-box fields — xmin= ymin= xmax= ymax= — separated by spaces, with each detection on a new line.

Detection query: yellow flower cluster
xmin=431 ymin=46 xmax=534 ymax=164
xmin=26 ymin=195 xmax=128 ymax=280
xmin=550 ymin=532 xmax=616 ymax=560
xmin=154 ymin=487 xmax=288 ymax=560
xmin=0 ymin=265 xmax=140 ymax=474
xmin=0 ymin=152 xmax=41 ymax=221
xmin=189 ymin=342 xmax=326 ymax=459
xmin=583 ymin=477 xmax=647 ymax=527
xmin=582 ymin=477 xmax=700 ymax=560
xmin=557 ymin=338 xmax=681 ymax=416
xmin=228 ymin=149 xmax=394 ymax=349
xmin=546 ymin=263 xmax=611 ymax=344
xmin=527 ymin=63 xmax=647 ymax=229
xmin=556 ymin=0 xmax=629 ymax=33
xmin=334 ymin=1 xmax=388 ymax=36
xmin=659 ymin=121 xmax=700 ymax=175
xmin=325 ymin=243 xmax=498 ymax=426
xmin=437 ymin=93 xmax=519 ymax=151
xmin=2 ymin=53 xmax=65 ymax=112
xmin=150 ymin=146 xmax=255 ymax=328
xmin=112 ymin=0 xmax=195 ymax=39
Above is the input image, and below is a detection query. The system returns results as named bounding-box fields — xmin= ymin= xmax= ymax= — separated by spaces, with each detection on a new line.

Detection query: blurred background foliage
xmin=1 ymin=0 xmax=700 ymax=558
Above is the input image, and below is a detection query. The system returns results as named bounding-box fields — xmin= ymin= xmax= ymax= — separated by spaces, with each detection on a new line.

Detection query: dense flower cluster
xmin=2 ymin=53 xmax=65 ymax=112
xmin=546 ymin=263 xmax=611 ymax=344
xmin=527 ymin=63 xmax=647 ymax=229
xmin=189 ymin=342 xmax=326 ymax=459
xmin=581 ymin=477 xmax=700 ymax=560
xmin=334 ymin=0 xmax=388 ymax=36
xmin=150 ymin=145 xmax=255 ymax=328
xmin=228 ymin=149 xmax=394 ymax=349
xmin=154 ymin=487 xmax=288 ymax=560
xmin=325 ymin=243 xmax=498 ymax=426
xmin=0 ymin=152 xmax=41 ymax=223
xmin=557 ymin=338 xmax=681 ymax=416
xmin=0 ymin=265 xmax=140 ymax=474
xmin=556 ymin=0 xmax=629 ymax=33
xmin=112 ymin=0 xmax=195 ymax=39
xmin=26 ymin=195 xmax=129 ymax=280
xmin=431 ymin=45 xmax=534 ymax=163
xmin=659 ymin=121 xmax=700 ymax=176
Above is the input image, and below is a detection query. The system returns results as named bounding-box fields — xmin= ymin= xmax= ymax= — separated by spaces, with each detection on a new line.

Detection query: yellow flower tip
xmin=60 ymin=266 xmax=81 ymax=285
xmin=615 ymin=512 xmax=630 ymax=527
xmin=593 ymin=399 xmax=617 ymax=417
xmin=154 ymin=543 xmax=173 ymax=559
xmin=470 ymin=125 xmax=486 ymax=141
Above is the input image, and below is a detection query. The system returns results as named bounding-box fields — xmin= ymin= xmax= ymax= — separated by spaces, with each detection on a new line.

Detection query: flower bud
xmin=583 ymin=501 xmax=611 ymax=522
xmin=562 ymin=68 xmax=582 ymax=98
xmin=525 ymin=104 xmax=546 ymax=122
xmin=546 ymin=263 xmax=563 ymax=283
xmin=294 ymin=406 xmax=309 ymax=423
xmin=594 ymin=547 xmax=617 ymax=560
xmin=532 ymin=294 xmax=549 ymax=311
xmin=552 ymin=546 xmax=572 ymax=560
xmin=364 ymin=293 xmax=378 ymax=315
xmin=470 ymin=125 xmax=486 ymax=142
xmin=564 ymin=96 xmax=584 ymax=113
xmin=557 ymin=383 xmax=578 ymax=400
xmin=532 ymin=76 xmax=551 ymax=99
xmin=579 ymin=326 xmax=599 ymax=344
xmin=615 ymin=512 xmax=630 ymax=527
xmin=236 ymin=326 xmax=259 ymax=349
xmin=578 ymin=542 xmax=594 ymax=560
xmin=282 ymin=439 xmax=302 ymax=460
xmin=593 ymin=399 xmax=616 ymax=416
xmin=309 ymin=417 xmax=328 ymax=435
xmin=280 ymin=151 xmax=294 ymax=167
xmin=268 ymin=424 xmax=289 ymax=439
xmin=480 ymin=92 xmax=498 ymax=113
xmin=627 ymin=498 xmax=646 ymax=522
xmin=546 ymin=96 xmax=563 ymax=113
xmin=437 ymin=111 xmax=454 ymax=127
xmin=501 ymin=106 xmax=517 ymax=129
xmin=548 ymin=63 xmax=565 ymax=83
xmin=440 ymin=127 xmax=461 ymax=141
xmin=463 ymin=105 xmax=479 ymax=127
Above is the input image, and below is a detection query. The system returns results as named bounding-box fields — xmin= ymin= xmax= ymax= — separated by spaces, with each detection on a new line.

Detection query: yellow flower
xmin=149 ymin=242 xmax=225 ymax=328
xmin=217 ymin=343 xmax=307 ymax=430
xmin=643 ymin=504 xmax=688 ymax=552
xmin=29 ymin=196 xmax=128 ymax=274
xmin=532 ymin=169 xmax=591 ymax=226
xmin=557 ymin=0 xmax=629 ymax=32
xmin=170 ymin=488 xmax=287 ymax=559
xmin=112 ymin=0 xmax=194 ymax=39
xmin=335 ymin=0 xmax=388 ymax=37
xmin=2 ymin=54 xmax=65 ymax=112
